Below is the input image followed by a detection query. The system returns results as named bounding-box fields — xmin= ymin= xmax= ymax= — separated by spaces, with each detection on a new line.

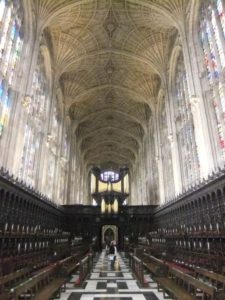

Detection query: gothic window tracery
xmin=0 ymin=0 xmax=23 ymax=136
xmin=200 ymin=0 xmax=225 ymax=160
xmin=20 ymin=53 xmax=50 ymax=186
xmin=45 ymin=106 xmax=58 ymax=198
xmin=174 ymin=52 xmax=200 ymax=187
xmin=100 ymin=171 xmax=119 ymax=182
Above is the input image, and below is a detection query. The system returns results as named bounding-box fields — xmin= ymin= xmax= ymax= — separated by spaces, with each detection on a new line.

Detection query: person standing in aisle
xmin=113 ymin=240 xmax=117 ymax=264
xmin=109 ymin=240 xmax=117 ymax=269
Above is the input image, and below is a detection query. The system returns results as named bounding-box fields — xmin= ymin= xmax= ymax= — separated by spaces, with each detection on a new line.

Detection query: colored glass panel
xmin=20 ymin=53 xmax=49 ymax=186
xmin=0 ymin=0 xmax=23 ymax=136
xmin=174 ymin=52 xmax=200 ymax=187
xmin=200 ymin=0 xmax=225 ymax=159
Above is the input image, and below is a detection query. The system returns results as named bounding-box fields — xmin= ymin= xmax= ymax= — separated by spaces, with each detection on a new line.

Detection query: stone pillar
xmin=67 ymin=121 xmax=78 ymax=204
xmin=52 ymin=118 xmax=63 ymax=203
xmin=130 ymin=167 xmax=137 ymax=205
xmin=141 ymin=144 xmax=147 ymax=205
xmin=68 ymin=138 xmax=77 ymax=204
xmin=146 ymin=122 xmax=155 ymax=204
xmin=161 ymin=80 xmax=182 ymax=196
xmin=154 ymin=114 xmax=165 ymax=204
xmin=83 ymin=167 xmax=89 ymax=204
xmin=189 ymin=96 xmax=210 ymax=178
xmin=168 ymin=133 xmax=182 ymax=195
xmin=156 ymin=155 xmax=165 ymax=204
xmin=180 ymin=26 xmax=214 ymax=178
xmin=79 ymin=163 xmax=84 ymax=203
xmin=66 ymin=124 xmax=75 ymax=205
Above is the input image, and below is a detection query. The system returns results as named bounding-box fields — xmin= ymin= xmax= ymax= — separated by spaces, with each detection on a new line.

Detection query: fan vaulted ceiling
xmin=36 ymin=0 xmax=188 ymax=170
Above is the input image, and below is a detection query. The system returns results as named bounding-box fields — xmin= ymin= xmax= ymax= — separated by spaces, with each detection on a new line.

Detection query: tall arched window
xmin=0 ymin=0 xmax=23 ymax=136
xmin=159 ymin=100 xmax=174 ymax=202
xmin=174 ymin=52 xmax=200 ymax=188
xmin=199 ymin=0 xmax=225 ymax=160
xmin=45 ymin=105 xmax=58 ymax=198
xmin=58 ymin=128 xmax=69 ymax=203
xmin=20 ymin=53 xmax=50 ymax=186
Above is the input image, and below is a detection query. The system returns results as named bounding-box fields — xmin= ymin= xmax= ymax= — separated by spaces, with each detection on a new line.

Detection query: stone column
xmin=147 ymin=140 xmax=153 ymax=204
xmin=130 ymin=167 xmax=137 ymax=205
xmin=162 ymin=79 xmax=182 ymax=196
xmin=154 ymin=113 xmax=165 ymax=204
xmin=189 ymin=96 xmax=211 ymax=178
xmin=66 ymin=125 xmax=74 ymax=204
xmin=168 ymin=132 xmax=182 ymax=195
xmin=75 ymin=147 xmax=82 ymax=204
xmin=82 ymin=167 xmax=88 ymax=204
xmin=66 ymin=120 xmax=78 ymax=204
xmin=180 ymin=25 xmax=214 ymax=178
xmin=52 ymin=117 xmax=63 ymax=203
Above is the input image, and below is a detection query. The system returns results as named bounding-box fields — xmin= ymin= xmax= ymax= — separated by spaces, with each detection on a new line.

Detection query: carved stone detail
xmin=103 ymin=7 xmax=118 ymax=39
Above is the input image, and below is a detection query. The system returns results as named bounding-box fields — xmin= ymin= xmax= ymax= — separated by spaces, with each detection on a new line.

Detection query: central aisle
xmin=59 ymin=251 xmax=170 ymax=300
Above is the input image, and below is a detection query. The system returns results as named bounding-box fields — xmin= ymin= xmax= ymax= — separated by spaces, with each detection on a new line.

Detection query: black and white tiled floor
xmin=58 ymin=251 xmax=172 ymax=300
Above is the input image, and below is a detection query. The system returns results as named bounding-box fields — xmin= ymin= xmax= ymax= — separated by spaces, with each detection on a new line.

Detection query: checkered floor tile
xmin=58 ymin=251 xmax=172 ymax=300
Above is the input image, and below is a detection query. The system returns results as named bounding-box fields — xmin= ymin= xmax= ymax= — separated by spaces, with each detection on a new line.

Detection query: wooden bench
xmin=33 ymin=278 xmax=66 ymax=300
xmin=194 ymin=267 xmax=225 ymax=296
xmin=33 ymin=253 xmax=91 ymax=299
xmin=141 ymin=254 xmax=168 ymax=278
xmin=1 ymin=248 xmax=89 ymax=300
xmin=11 ymin=252 xmax=89 ymax=300
xmin=0 ymin=267 xmax=31 ymax=297
xmin=129 ymin=254 xmax=144 ymax=286
xmin=158 ymin=267 xmax=217 ymax=300
xmin=0 ymin=293 xmax=11 ymax=300
xmin=137 ymin=254 xmax=220 ymax=299
xmin=32 ymin=255 xmax=82 ymax=300
xmin=78 ymin=254 xmax=93 ymax=285
xmin=11 ymin=264 xmax=57 ymax=300
xmin=156 ymin=276 xmax=195 ymax=300
xmin=134 ymin=253 xmax=192 ymax=297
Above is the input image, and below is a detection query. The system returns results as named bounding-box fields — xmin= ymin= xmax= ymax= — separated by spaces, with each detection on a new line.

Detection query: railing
xmin=129 ymin=253 xmax=144 ymax=286
xmin=78 ymin=254 xmax=93 ymax=284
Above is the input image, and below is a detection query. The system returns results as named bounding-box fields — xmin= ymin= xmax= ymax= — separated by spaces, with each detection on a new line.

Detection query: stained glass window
xmin=20 ymin=53 xmax=49 ymax=186
xmin=174 ymin=52 xmax=200 ymax=188
xmin=100 ymin=171 xmax=119 ymax=182
xmin=200 ymin=0 xmax=225 ymax=160
xmin=0 ymin=0 xmax=23 ymax=136
xmin=45 ymin=106 xmax=59 ymax=198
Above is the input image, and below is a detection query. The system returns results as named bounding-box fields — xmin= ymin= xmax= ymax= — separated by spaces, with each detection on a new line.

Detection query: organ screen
xmin=98 ymin=181 xmax=108 ymax=192
xmin=91 ymin=174 xmax=96 ymax=193
xmin=112 ymin=181 xmax=121 ymax=192
xmin=124 ymin=174 xmax=129 ymax=193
